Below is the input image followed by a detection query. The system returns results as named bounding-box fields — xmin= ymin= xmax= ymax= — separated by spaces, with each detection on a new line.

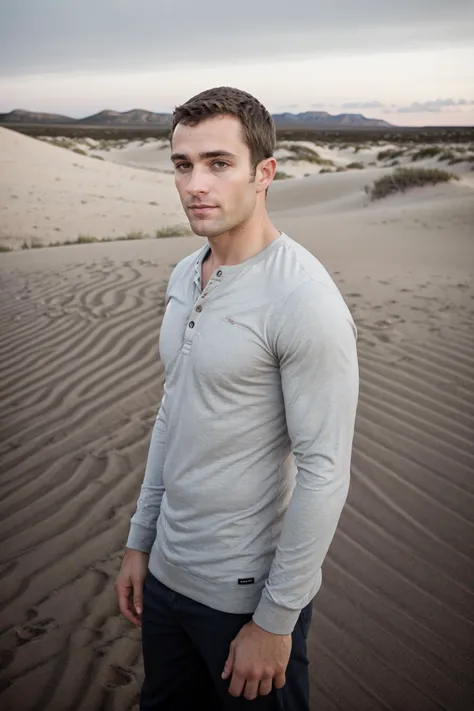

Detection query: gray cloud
xmin=0 ymin=0 xmax=473 ymax=77
xmin=397 ymin=98 xmax=474 ymax=113
xmin=342 ymin=101 xmax=386 ymax=109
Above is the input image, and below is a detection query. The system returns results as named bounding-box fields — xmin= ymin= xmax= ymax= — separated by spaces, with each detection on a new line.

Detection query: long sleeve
xmin=252 ymin=279 xmax=359 ymax=635
xmin=126 ymin=399 xmax=167 ymax=552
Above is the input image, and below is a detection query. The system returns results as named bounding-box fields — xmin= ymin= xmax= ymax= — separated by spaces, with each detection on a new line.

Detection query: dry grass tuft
xmin=365 ymin=167 xmax=459 ymax=200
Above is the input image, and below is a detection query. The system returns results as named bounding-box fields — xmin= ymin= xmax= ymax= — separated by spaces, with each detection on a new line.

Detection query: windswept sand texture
xmin=1 ymin=126 xmax=474 ymax=711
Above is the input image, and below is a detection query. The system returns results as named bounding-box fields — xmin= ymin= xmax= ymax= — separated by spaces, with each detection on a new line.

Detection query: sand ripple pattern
xmin=0 ymin=254 xmax=473 ymax=711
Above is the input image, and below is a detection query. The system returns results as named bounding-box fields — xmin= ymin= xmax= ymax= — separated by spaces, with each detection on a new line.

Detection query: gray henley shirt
xmin=126 ymin=231 xmax=359 ymax=635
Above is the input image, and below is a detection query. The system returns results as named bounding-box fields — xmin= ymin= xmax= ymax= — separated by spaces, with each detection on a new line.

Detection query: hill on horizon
xmin=0 ymin=107 xmax=392 ymax=129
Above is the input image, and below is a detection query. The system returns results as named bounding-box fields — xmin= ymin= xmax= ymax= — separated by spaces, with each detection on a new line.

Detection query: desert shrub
xmin=319 ymin=168 xmax=333 ymax=174
xmin=279 ymin=144 xmax=334 ymax=166
xmin=410 ymin=146 xmax=444 ymax=161
xmin=72 ymin=147 xmax=88 ymax=156
xmin=156 ymin=225 xmax=193 ymax=238
xmin=77 ymin=235 xmax=99 ymax=243
xmin=389 ymin=159 xmax=400 ymax=167
xmin=122 ymin=230 xmax=148 ymax=240
xmin=30 ymin=238 xmax=45 ymax=248
xmin=0 ymin=244 xmax=12 ymax=252
xmin=274 ymin=171 xmax=293 ymax=180
xmin=368 ymin=161 xmax=377 ymax=166
xmin=449 ymin=154 xmax=474 ymax=165
xmin=346 ymin=162 xmax=364 ymax=170
xmin=377 ymin=148 xmax=405 ymax=161
xmin=91 ymin=154 xmax=105 ymax=160
xmin=336 ymin=166 xmax=347 ymax=172
xmin=366 ymin=167 xmax=459 ymax=200
xmin=438 ymin=151 xmax=455 ymax=162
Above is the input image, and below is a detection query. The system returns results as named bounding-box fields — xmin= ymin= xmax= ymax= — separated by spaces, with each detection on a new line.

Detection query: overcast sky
xmin=1 ymin=0 xmax=473 ymax=125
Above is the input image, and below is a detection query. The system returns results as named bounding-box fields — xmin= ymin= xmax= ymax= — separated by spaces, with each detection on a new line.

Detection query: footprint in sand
xmin=15 ymin=617 xmax=57 ymax=645
xmin=105 ymin=664 xmax=136 ymax=688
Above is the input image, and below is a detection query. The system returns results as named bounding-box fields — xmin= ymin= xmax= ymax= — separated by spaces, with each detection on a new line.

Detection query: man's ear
xmin=255 ymin=157 xmax=277 ymax=194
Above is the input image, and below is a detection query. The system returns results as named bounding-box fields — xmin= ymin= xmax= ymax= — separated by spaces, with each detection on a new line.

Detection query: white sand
xmin=0 ymin=128 xmax=185 ymax=247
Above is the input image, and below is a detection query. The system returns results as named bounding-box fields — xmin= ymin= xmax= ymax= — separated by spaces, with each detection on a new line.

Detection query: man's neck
xmin=205 ymin=217 xmax=280 ymax=269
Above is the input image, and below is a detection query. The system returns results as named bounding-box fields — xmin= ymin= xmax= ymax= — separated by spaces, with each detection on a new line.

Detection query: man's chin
xmin=189 ymin=219 xmax=224 ymax=238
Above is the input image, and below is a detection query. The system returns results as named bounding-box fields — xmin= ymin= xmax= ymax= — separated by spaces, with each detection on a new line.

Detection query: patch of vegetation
xmin=156 ymin=225 xmax=193 ymax=238
xmin=72 ymin=147 xmax=87 ymax=156
xmin=438 ymin=150 xmax=456 ymax=162
xmin=410 ymin=146 xmax=444 ymax=161
xmin=274 ymin=171 xmax=293 ymax=180
xmin=389 ymin=159 xmax=400 ymax=167
xmin=77 ymin=234 xmax=99 ymax=243
xmin=448 ymin=154 xmax=474 ymax=165
xmin=0 ymin=244 xmax=13 ymax=252
xmin=346 ymin=162 xmax=364 ymax=170
xmin=336 ymin=166 xmax=348 ymax=172
xmin=319 ymin=168 xmax=333 ymax=174
xmin=91 ymin=154 xmax=105 ymax=160
xmin=16 ymin=226 xmax=194 ymax=251
xmin=365 ymin=167 xmax=459 ymax=200
xmin=377 ymin=148 xmax=405 ymax=161
xmin=279 ymin=143 xmax=334 ymax=166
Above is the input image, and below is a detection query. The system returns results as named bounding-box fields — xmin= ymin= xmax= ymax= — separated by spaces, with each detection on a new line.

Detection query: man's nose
xmin=186 ymin=168 xmax=210 ymax=195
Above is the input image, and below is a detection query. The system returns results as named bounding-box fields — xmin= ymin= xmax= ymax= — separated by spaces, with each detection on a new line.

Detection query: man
xmin=116 ymin=86 xmax=359 ymax=710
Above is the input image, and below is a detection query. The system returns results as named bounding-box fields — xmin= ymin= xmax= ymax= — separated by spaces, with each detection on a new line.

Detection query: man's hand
xmin=221 ymin=620 xmax=292 ymax=700
xmin=115 ymin=548 xmax=149 ymax=627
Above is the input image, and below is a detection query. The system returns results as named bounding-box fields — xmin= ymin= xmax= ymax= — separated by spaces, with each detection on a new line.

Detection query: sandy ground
xmin=0 ymin=129 xmax=186 ymax=246
xmin=1 ymin=127 xmax=474 ymax=711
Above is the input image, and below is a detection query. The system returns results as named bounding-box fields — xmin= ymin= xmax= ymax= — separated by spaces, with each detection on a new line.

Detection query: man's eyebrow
xmin=170 ymin=150 xmax=236 ymax=162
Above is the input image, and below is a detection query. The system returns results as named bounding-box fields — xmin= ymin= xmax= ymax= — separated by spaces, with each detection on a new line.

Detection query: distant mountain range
xmin=0 ymin=108 xmax=391 ymax=129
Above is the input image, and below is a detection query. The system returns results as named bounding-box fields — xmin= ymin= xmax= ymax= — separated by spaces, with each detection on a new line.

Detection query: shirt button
xmin=216 ymin=270 xmax=222 ymax=277
xmin=196 ymin=305 xmax=202 ymax=312
xmin=189 ymin=321 xmax=195 ymax=328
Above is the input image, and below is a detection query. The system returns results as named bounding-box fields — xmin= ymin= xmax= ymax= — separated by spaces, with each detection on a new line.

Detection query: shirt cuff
xmin=252 ymin=590 xmax=301 ymax=635
xmin=126 ymin=523 xmax=156 ymax=553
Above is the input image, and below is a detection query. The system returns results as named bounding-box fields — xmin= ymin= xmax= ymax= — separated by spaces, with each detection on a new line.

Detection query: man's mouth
xmin=188 ymin=205 xmax=217 ymax=215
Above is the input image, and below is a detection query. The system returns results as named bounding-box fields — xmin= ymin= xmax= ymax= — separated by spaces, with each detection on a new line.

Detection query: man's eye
xmin=213 ymin=161 xmax=229 ymax=169
xmin=175 ymin=163 xmax=191 ymax=171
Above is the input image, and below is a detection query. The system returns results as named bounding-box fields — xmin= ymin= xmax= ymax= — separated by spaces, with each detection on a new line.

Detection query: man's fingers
xmin=117 ymin=583 xmax=142 ymax=627
xmin=243 ymin=679 xmax=260 ymax=701
xmin=228 ymin=670 xmax=245 ymax=698
xmin=221 ymin=642 xmax=235 ymax=680
xmin=258 ymin=676 xmax=273 ymax=696
xmin=132 ymin=581 xmax=143 ymax=616
xmin=273 ymin=672 xmax=286 ymax=689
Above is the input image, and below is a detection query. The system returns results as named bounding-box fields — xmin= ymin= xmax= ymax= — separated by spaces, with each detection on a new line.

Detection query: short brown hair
xmin=170 ymin=86 xmax=276 ymax=170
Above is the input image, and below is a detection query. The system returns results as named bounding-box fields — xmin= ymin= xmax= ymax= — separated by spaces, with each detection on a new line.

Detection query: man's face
xmin=171 ymin=115 xmax=263 ymax=238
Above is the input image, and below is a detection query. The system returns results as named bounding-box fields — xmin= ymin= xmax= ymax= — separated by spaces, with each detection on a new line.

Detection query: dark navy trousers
xmin=140 ymin=569 xmax=312 ymax=710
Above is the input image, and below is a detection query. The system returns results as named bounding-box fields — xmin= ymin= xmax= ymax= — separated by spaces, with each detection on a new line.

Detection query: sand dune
xmin=0 ymin=128 xmax=185 ymax=248
xmin=1 ymin=126 xmax=474 ymax=711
